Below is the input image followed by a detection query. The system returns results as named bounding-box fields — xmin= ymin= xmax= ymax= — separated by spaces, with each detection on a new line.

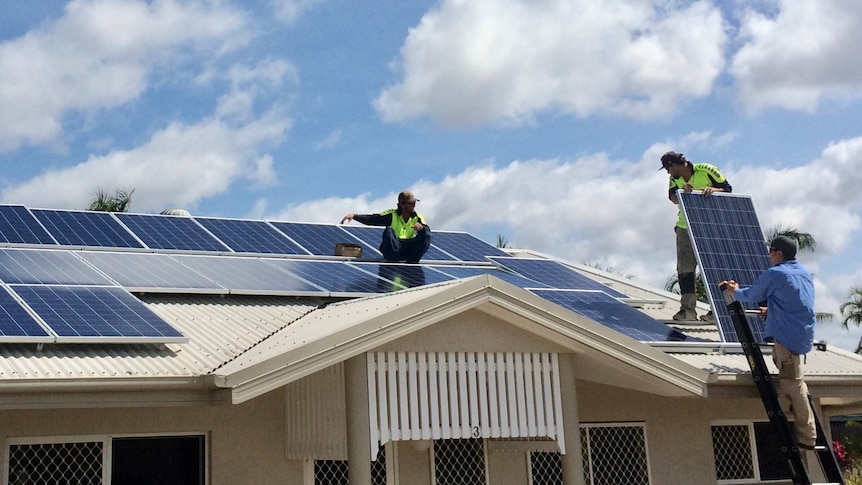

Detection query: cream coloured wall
xmin=0 ymin=390 xmax=304 ymax=485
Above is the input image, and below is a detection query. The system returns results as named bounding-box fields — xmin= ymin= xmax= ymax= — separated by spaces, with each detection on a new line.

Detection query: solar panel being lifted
xmin=0 ymin=205 xmax=55 ymax=245
xmin=31 ymin=209 xmax=143 ymax=248
xmin=115 ymin=213 xmax=230 ymax=252
xmin=678 ymin=192 xmax=769 ymax=343
xmin=530 ymin=289 xmax=700 ymax=342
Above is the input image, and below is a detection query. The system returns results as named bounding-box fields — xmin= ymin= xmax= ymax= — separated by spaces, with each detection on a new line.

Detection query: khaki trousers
xmin=773 ymin=342 xmax=817 ymax=447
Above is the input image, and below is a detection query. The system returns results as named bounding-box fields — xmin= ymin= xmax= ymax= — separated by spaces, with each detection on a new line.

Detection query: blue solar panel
xmin=432 ymin=265 xmax=551 ymax=289
xmin=115 ymin=213 xmax=230 ymax=252
xmin=77 ymin=252 xmax=225 ymax=292
xmin=350 ymin=262 xmax=455 ymax=289
xmin=0 ymin=286 xmax=51 ymax=340
xmin=530 ymin=289 xmax=700 ymax=342
xmin=0 ymin=205 xmax=55 ymax=245
xmin=488 ymin=257 xmax=628 ymax=298
xmin=31 ymin=209 xmax=144 ymax=248
xmin=428 ymin=231 xmax=510 ymax=261
xmin=195 ymin=217 xmax=306 ymax=255
xmin=263 ymin=259 xmax=396 ymax=295
xmin=174 ymin=255 xmax=324 ymax=295
xmin=679 ymin=192 xmax=769 ymax=343
xmin=269 ymin=222 xmax=379 ymax=257
xmin=338 ymin=224 xmax=456 ymax=261
xmin=11 ymin=285 xmax=187 ymax=343
xmin=0 ymin=249 xmax=115 ymax=285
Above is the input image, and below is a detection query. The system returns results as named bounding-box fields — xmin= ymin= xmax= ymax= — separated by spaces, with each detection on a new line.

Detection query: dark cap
xmin=769 ymin=235 xmax=797 ymax=260
xmin=398 ymin=190 xmax=418 ymax=204
xmin=659 ymin=151 xmax=686 ymax=171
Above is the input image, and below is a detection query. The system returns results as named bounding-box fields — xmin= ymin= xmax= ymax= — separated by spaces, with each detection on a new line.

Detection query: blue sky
xmin=2 ymin=0 xmax=862 ymax=349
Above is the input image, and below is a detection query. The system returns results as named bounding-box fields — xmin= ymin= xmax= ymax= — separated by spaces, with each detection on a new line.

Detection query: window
xmin=581 ymin=423 xmax=650 ymax=485
xmin=433 ymin=438 xmax=486 ymax=485
xmin=5 ymin=434 xmax=206 ymax=485
xmin=712 ymin=422 xmax=792 ymax=483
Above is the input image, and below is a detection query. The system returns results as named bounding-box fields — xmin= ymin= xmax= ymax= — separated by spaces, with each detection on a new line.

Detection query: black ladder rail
xmin=809 ymin=393 xmax=845 ymax=484
xmin=719 ymin=283 xmax=812 ymax=485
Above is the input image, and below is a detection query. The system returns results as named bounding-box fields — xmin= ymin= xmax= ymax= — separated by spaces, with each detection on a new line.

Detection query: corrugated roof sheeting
xmin=0 ymin=295 xmax=323 ymax=381
xmin=672 ymin=346 xmax=862 ymax=377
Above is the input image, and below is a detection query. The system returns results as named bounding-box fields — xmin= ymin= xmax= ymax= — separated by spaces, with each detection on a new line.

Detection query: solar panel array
xmin=678 ymin=192 xmax=770 ymax=343
xmin=0 ymin=204 xmax=705 ymax=346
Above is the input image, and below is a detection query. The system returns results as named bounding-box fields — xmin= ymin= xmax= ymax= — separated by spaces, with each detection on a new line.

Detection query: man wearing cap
xmin=722 ymin=236 xmax=817 ymax=449
xmin=340 ymin=190 xmax=432 ymax=263
xmin=660 ymin=151 xmax=732 ymax=321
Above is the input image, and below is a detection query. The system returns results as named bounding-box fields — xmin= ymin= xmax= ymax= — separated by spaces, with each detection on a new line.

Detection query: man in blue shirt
xmin=723 ymin=236 xmax=816 ymax=449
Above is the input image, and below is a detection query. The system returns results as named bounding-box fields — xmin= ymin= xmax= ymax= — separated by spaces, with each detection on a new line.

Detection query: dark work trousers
xmin=380 ymin=226 xmax=432 ymax=263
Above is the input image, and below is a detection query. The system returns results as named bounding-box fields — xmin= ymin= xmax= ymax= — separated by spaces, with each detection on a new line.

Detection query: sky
xmin=2 ymin=0 xmax=862 ymax=350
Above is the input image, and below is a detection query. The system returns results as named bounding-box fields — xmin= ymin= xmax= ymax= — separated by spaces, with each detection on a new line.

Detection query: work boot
xmin=672 ymin=294 xmax=698 ymax=321
xmin=699 ymin=311 xmax=715 ymax=323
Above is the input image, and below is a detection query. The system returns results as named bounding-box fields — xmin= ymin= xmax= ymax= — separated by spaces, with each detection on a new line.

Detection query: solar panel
xmin=194 ymin=217 xmax=306 ymax=255
xmin=678 ymin=192 xmax=769 ymax=343
xmin=432 ymin=265 xmax=550 ymax=289
xmin=10 ymin=285 xmax=187 ymax=343
xmin=263 ymin=259 xmax=397 ymax=295
xmin=427 ymin=231 xmax=510 ymax=261
xmin=488 ymin=257 xmax=628 ymax=298
xmin=269 ymin=222 xmax=378 ymax=257
xmin=530 ymin=289 xmax=700 ymax=342
xmin=31 ymin=209 xmax=144 ymax=248
xmin=339 ymin=224 xmax=456 ymax=261
xmin=0 ymin=286 xmax=52 ymax=340
xmin=174 ymin=255 xmax=324 ymax=295
xmin=0 ymin=249 xmax=115 ymax=285
xmin=349 ymin=262 xmax=456 ymax=289
xmin=0 ymin=205 xmax=55 ymax=245
xmin=115 ymin=213 xmax=230 ymax=252
xmin=77 ymin=251 xmax=225 ymax=292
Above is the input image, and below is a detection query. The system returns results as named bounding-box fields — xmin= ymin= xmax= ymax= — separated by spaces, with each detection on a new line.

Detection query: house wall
xmin=0 ymin=390 xmax=305 ymax=485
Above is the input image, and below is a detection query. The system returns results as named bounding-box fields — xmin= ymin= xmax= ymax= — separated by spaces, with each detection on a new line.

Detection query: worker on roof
xmin=660 ymin=151 xmax=732 ymax=321
xmin=340 ymin=190 xmax=432 ymax=264
xmin=722 ymin=236 xmax=817 ymax=450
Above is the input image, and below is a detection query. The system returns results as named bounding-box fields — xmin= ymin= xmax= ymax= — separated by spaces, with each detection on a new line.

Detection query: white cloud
xmin=0 ymin=113 xmax=290 ymax=213
xmin=216 ymin=58 xmax=299 ymax=120
xmin=375 ymin=0 xmax=726 ymax=126
xmin=271 ymin=0 xmax=325 ymax=25
xmin=0 ymin=0 xmax=251 ymax=151
xmin=313 ymin=128 xmax=343 ymax=151
xmin=731 ymin=0 xmax=862 ymax=112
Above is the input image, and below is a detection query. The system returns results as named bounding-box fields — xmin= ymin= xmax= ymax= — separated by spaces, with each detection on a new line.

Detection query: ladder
xmin=719 ymin=283 xmax=844 ymax=485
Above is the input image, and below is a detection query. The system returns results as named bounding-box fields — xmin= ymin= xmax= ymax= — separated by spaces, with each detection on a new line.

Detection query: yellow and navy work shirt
xmin=668 ymin=163 xmax=732 ymax=229
xmin=353 ymin=208 xmax=428 ymax=239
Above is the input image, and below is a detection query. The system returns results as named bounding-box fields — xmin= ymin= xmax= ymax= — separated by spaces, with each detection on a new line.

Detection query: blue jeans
xmin=380 ymin=226 xmax=432 ymax=263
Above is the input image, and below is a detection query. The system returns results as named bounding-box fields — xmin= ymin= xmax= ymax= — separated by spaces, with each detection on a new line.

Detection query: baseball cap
xmin=398 ymin=190 xmax=418 ymax=204
xmin=659 ymin=151 xmax=686 ymax=170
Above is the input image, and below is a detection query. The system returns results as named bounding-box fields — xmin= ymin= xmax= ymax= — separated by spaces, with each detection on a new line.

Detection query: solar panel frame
xmin=10 ymin=284 xmax=188 ymax=344
xmin=530 ymin=288 xmax=701 ymax=342
xmin=0 ymin=205 xmax=56 ymax=246
xmin=426 ymin=231 xmax=511 ymax=262
xmin=488 ymin=257 xmax=628 ymax=297
xmin=77 ymin=251 xmax=227 ymax=293
xmin=262 ymin=259 xmax=396 ymax=296
xmin=31 ymin=209 xmax=144 ymax=249
xmin=0 ymin=285 xmax=52 ymax=341
xmin=114 ymin=213 xmax=231 ymax=252
xmin=173 ymin=255 xmax=326 ymax=296
xmin=268 ymin=222 xmax=379 ymax=258
xmin=678 ymin=192 xmax=769 ymax=343
xmin=0 ymin=249 xmax=116 ymax=286
xmin=194 ymin=217 xmax=306 ymax=255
